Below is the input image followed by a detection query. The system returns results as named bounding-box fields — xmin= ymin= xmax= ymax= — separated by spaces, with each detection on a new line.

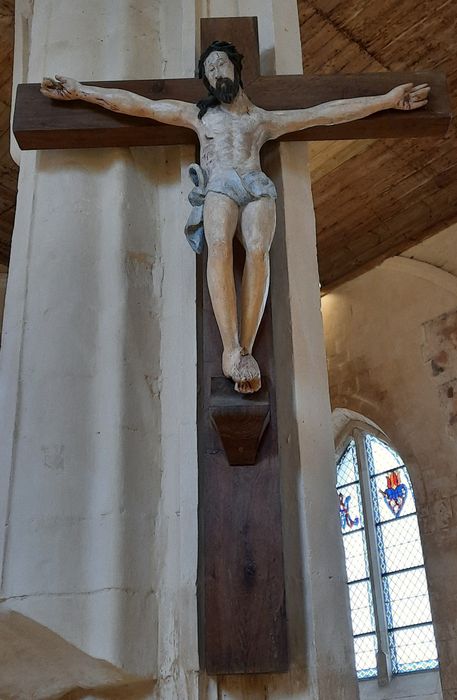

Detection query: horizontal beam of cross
xmin=13 ymin=69 xmax=450 ymax=151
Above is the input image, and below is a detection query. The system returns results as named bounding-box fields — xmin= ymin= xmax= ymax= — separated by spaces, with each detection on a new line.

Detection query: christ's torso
xmin=196 ymin=102 xmax=267 ymax=181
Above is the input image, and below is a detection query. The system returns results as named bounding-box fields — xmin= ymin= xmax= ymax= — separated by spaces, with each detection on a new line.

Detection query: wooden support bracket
xmin=209 ymin=377 xmax=270 ymax=466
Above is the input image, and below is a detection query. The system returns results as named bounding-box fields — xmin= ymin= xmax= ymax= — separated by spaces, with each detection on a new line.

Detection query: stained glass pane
xmin=383 ymin=569 xmax=432 ymax=629
xmin=366 ymin=434 xmax=403 ymax=475
xmin=338 ymin=483 xmax=363 ymax=533
xmin=337 ymin=440 xmax=358 ymax=487
xmin=389 ymin=625 xmax=439 ymax=674
xmin=343 ymin=530 xmax=370 ymax=583
xmin=371 ymin=467 xmax=416 ymax=524
xmin=348 ymin=581 xmax=376 ymax=636
xmin=354 ymin=634 xmax=377 ymax=679
xmin=376 ymin=516 xmax=424 ymax=574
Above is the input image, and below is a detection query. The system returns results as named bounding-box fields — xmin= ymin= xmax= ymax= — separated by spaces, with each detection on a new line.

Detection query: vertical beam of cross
xmin=197 ymin=17 xmax=288 ymax=675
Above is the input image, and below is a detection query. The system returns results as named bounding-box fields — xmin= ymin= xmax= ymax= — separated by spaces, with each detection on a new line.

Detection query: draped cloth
xmin=184 ymin=164 xmax=277 ymax=254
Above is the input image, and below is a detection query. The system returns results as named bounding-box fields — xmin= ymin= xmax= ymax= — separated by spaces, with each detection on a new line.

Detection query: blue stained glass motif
xmin=339 ymin=489 xmax=361 ymax=531
xmin=371 ymin=467 xmax=416 ymax=524
xmin=380 ymin=470 xmax=408 ymax=518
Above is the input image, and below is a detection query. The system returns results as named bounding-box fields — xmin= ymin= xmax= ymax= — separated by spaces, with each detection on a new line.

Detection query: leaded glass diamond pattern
xmin=389 ymin=625 xmax=439 ymax=674
xmin=376 ymin=515 xmax=424 ymax=574
xmin=366 ymin=434 xmax=402 ymax=475
xmin=348 ymin=580 xmax=376 ymax=635
xmin=353 ymin=634 xmax=377 ymax=679
xmin=383 ymin=569 xmax=432 ymax=629
xmin=343 ymin=530 xmax=370 ymax=583
xmin=337 ymin=440 xmax=358 ymax=487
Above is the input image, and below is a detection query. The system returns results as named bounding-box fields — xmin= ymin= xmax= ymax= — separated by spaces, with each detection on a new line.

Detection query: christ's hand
xmin=387 ymin=83 xmax=430 ymax=111
xmin=41 ymin=76 xmax=82 ymax=101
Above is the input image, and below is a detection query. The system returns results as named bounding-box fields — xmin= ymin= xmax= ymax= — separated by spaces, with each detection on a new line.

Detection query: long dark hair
xmin=197 ymin=41 xmax=244 ymax=119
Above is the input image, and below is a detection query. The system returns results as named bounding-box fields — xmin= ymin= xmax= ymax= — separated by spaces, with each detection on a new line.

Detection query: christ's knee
xmin=245 ymin=243 xmax=270 ymax=268
xmin=207 ymin=239 xmax=232 ymax=262
xmin=244 ymin=226 xmax=272 ymax=256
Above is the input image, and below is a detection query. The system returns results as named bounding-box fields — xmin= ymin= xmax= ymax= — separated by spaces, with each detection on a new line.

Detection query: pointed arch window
xmin=336 ymin=429 xmax=439 ymax=682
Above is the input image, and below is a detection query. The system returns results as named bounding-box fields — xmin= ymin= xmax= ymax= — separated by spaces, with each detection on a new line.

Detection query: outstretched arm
xmin=41 ymin=75 xmax=199 ymax=130
xmin=263 ymin=83 xmax=430 ymax=140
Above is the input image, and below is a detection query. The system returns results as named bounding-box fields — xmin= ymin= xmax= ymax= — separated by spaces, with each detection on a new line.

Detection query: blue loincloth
xmin=184 ymin=164 xmax=277 ymax=254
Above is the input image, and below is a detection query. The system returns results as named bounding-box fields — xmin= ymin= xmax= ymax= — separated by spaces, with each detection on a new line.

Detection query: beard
xmin=211 ymin=75 xmax=240 ymax=103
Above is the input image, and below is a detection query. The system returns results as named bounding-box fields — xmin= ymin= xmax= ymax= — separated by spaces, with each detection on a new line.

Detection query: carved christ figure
xmin=41 ymin=41 xmax=430 ymax=394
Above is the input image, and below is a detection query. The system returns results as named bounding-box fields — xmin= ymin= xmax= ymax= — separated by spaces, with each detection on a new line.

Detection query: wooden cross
xmin=14 ymin=18 xmax=450 ymax=150
xmin=13 ymin=16 xmax=450 ymax=677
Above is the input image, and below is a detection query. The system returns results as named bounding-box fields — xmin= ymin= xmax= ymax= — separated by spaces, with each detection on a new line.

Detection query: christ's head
xmin=197 ymin=41 xmax=244 ymax=118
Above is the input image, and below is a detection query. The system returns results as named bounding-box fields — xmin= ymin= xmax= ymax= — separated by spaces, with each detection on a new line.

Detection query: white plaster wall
xmin=322 ymin=227 xmax=457 ymax=699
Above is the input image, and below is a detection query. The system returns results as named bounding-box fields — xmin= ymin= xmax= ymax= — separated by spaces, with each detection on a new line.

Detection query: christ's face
xmin=204 ymin=51 xmax=239 ymax=103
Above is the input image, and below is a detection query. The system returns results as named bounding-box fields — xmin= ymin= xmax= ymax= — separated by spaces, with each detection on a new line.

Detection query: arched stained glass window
xmin=336 ymin=429 xmax=439 ymax=682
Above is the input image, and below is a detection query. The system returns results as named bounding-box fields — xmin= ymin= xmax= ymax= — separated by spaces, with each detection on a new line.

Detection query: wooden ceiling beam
xmin=300 ymin=0 xmax=388 ymax=72
xmin=320 ymin=195 xmax=457 ymax=292
xmin=298 ymin=0 xmax=456 ymax=292
xmin=321 ymin=208 xmax=457 ymax=294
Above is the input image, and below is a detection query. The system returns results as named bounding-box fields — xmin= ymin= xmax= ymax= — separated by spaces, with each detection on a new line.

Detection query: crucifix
xmin=13 ymin=15 xmax=450 ymax=676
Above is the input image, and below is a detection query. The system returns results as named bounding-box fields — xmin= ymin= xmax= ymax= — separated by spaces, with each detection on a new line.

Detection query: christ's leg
xmin=238 ymin=198 xmax=276 ymax=391
xmin=203 ymin=192 xmax=244 ymax=386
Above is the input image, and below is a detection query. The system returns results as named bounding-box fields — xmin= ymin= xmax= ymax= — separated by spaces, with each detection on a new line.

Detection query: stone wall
xmin=322 ymin=225 xmax=457 ymax=700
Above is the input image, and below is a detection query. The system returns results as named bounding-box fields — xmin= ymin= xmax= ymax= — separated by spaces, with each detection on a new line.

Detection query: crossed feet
xmin=222 ymin=347 xmax=261 ymax=394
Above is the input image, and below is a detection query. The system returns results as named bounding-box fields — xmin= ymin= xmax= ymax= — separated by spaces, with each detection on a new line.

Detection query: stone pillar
xmin=2 ymin=1 xmax=199 ymax=696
